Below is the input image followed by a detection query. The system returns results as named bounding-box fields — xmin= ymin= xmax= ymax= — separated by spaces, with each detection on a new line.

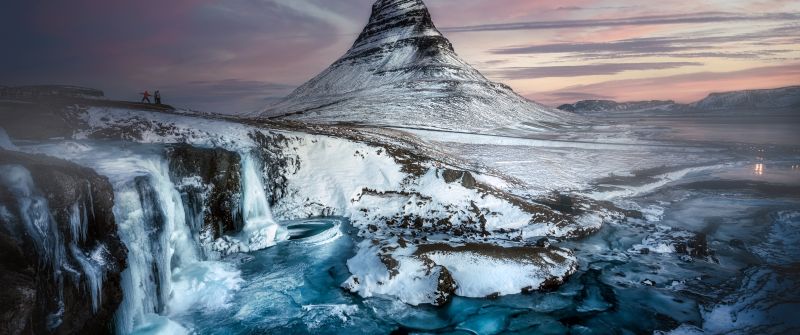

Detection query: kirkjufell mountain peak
xmin=261 ymin=0 xmax=573 ymax=132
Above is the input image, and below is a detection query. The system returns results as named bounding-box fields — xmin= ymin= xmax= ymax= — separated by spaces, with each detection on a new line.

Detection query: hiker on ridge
xmin=140 ymin=90 xmax=152 ymax=104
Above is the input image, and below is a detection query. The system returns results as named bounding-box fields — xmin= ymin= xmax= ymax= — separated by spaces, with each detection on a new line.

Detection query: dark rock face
xmin=441 ymin=169 xmax=476 ymax=189
xmin=0 ymin=150 xmax=127 ymax=334
xmin=675 ymin=232 xmax=711 ymax=259
xmin=343 ymin=0 xmax=454 ymax=66
xmin=434 ymin=266 xmax=456 ymax=306
xmin=166 ymin=145 xmax=243 ymax=239
xmin=250 ymin=131 xmax=298 ymax=206
xmin=0 ymin=101 xmax=83 ymax=141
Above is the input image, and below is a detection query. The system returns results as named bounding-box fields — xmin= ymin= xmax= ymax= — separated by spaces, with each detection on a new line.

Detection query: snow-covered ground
xmin=3 ymin=95 xmax=799 ymax=334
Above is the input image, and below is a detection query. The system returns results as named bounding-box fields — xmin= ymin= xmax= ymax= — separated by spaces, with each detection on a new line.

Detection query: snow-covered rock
xmin=558 ymin=86 xmax=800 ymax=115
xmin=558 ymin=100 xmax=682 ymax=114
xmin=342 ymin=239 xmax=577 ymax=305
xmin=259 ymin=0 xmax=574 ymax=133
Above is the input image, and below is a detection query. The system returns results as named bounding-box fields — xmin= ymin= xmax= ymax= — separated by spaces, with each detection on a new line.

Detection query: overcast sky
xmin=2 ymin=0 xmax=798 ymax=113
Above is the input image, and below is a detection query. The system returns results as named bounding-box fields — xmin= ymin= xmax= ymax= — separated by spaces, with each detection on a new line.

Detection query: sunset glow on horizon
xmin=2 ymin=0 xmax=798 ymax=112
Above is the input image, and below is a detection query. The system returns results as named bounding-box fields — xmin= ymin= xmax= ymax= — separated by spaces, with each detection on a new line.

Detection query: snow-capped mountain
xmin=691 ymin=86 xmax=800 ymax=111
xmin=557 ymin=100 xmax=680 ymax=114
xmin=559 ymin=86 xmax=800 ymax=115
xmin=260 ymin=0 xmax=573 ymax=132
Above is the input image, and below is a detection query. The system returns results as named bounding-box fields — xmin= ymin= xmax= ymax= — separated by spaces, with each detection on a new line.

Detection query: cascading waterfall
xmin=240 ymin=152 xmax=286 ymax=250
xmin=11 ymin=140 xmax=286 ymax=333
xmin=112 ymin=158 xmax=201 ymax=334
xmin=112 ymin=151 xmax=282 ymax=334
xmin=209 ymin=152 xmax=286 ymax=255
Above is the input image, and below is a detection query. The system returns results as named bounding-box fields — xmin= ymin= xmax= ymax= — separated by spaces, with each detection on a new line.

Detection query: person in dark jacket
xmin=154 ymin=90 xmax=162 ymax=104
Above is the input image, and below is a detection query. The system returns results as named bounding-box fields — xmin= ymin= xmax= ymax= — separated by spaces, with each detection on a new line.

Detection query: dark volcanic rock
xmin=441 ymin=169 xmax=476 ymax=189
xmin=0 ymin=149 xmax=127 ymax=334
xmin=166 ymin=145 xmax=243 ymax=239
xmin=250 ymin=131 xmax=298 ymax=206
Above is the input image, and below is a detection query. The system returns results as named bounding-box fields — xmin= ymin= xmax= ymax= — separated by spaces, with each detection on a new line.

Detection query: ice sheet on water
xmin=301 ymin=304 xmax=359 ymax=328
xmin=455 ymin=306 xmax=515 ymax=335
xmin=130 ymin=314 xmax=190 ymax=335
xmin=167 ymin=261 xmax=244 ymax=315
xmin=751 ymin=210 xmax=800 ymax=264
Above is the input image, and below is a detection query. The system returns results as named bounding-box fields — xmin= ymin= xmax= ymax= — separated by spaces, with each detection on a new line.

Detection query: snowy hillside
xmin=558 ymin=100 xmax=681 ymax=114
xmin=560 ymin=86 xmax=800 ymax=115
xmin=691 ymin=85 xmax=800 ymax=110
xmin=259 ymin=0 xmax=574 ymax=133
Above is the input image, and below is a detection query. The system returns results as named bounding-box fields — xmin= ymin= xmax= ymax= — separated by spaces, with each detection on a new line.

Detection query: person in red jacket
xmin=140 ymin=90 xmax=151 ymax=103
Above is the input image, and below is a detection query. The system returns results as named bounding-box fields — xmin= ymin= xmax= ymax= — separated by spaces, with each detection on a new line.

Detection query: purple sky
xmin=2 ymin=0 xmax=798 ymax=113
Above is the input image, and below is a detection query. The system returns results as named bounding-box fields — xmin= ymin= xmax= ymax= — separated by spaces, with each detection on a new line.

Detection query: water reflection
xmin=754 ymin=163 xmax=765 ymax=176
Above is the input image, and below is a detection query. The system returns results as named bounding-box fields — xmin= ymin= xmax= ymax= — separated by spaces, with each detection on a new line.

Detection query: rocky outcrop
xmin=0 ymin=150 xmax=127 ymax=334
xmin=250 ymin=131 xmax=298 ymax=206
xmin=342 ymin=238 xmax=577 ymax=306
xmin=166 ymin=145 xmax=243 ymax=239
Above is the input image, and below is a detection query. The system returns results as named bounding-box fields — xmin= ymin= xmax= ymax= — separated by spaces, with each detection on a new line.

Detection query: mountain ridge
xmin=558 ymin=85 xmax=800 ymax=114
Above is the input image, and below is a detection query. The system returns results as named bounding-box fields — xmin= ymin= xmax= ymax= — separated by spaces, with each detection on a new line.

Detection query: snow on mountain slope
xmin=259 ymin=0 xmax=574 ymax=133
xmin=691 ymin=86 xmax=800 ymax=111
xmin=558 ymin=100 xmax=682 ymax=114
xmin=560 ymin=86 xmax=800 ymax=115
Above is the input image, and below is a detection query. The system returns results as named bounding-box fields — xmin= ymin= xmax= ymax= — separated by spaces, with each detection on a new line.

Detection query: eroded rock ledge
xmin=0 ymin=150 xmax=126 ymax=334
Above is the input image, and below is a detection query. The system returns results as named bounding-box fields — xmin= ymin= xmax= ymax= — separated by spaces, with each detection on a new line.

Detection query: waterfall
xmin=209 ymin=152 xmax=286 ymax=255
xmin=240 ymin=152 xmax=285 ymax=250
xmin=113 ymin=153 xmax=279 ymax=334
xmin=112 ymin=158 xmax=200 ymax=334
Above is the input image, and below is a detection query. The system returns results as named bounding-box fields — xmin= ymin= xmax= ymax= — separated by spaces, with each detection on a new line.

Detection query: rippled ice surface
xmin=173 ymin=159 xmax=800 ymax=334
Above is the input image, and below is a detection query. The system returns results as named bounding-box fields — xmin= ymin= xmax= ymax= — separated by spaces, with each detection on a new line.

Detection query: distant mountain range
xmin=558 ymin=86 xmax=800 ymax=114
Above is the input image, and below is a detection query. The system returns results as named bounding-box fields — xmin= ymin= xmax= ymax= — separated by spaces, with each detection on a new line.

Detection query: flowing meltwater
xmin=240 ymin=153 xmax=288 ymax=250
xmin=111 ymin=151 xmax=290 ymax=334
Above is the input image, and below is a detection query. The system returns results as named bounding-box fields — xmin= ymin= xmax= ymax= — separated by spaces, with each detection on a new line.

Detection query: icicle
xmin=69 ymin=202 xmax=88 ymax=243
xmin=70 ymin=244 xmax=104 ymax=312
xmin=0 ymin=164 xmax=68 ymax=328
xmin=85 ymin=181 xmax=96 ymax=223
